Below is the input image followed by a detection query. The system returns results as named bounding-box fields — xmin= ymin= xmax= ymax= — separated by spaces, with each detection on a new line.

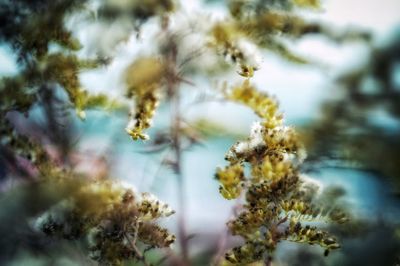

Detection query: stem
xmin=171 ymin=81 xmax=189 ymax=264
xmin=122 ymin=220 xmax=151 ymax=266
xmin=124 ymin=233 xmax=150 ymax=266
xmin=265 ymin=255 xmax=272 ymax=266
xmin=164 ymin=28 xmax=189 ymax=264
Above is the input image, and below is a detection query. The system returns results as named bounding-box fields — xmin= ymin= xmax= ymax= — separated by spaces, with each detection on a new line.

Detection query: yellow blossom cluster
xmin=225 ymin=80 xmax=282 ymax=128
xmin=216 ymin=81 xmax=343 ymax=264
xmin=38 ymin=176 xmax=175 ymax=265
xmin=125 ymin=57 xmax=166 ymax=140
xmin=216 ymin=163 xmax=245 ymax=200
xmin=210 ymin=0 xmax=325 ymax=72
xmin=210 ymin=23 xmax=260 ymax=78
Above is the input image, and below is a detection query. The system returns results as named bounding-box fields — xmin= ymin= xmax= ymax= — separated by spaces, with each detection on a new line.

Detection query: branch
xmin=124 ymin=219 xmax=150 ymax=266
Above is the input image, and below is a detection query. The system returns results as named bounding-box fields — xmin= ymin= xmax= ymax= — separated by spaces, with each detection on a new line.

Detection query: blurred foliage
xmin=285 ymin=219 xmax=400 ymax=266
xmin=297 ymin=28 xmax=400 ymax=266
xmin=98 ymin=0 xmax=175 ymax=23
xmin=303 ymin=30 xmax=400 ymax=193
xmin=0 ymin=0 xmax=123 ymax=155
xmin=0 ymin=1 xmax=177 ymax=265
xmin=0 ymin=0 xmax=84 ymax=58
xmin=0 ymin=165 xmax=175 ymax=266
xmin=38 ymin=176 xmax=175 ymax=266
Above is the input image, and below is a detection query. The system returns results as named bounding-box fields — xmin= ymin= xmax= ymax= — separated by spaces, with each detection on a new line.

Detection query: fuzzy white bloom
xmin=236 ymin=38 xmax=262 ymax=69
xmin=278 ymin=126 xmax=307 ymax=163
xmin=233 ymin=142 xmax=248 ymax=154
xmin=139 ymin=192 xmax=175 ymax=220
xmin=139 ymin=192 xmax=161 ymax=204
xmin=119 ymin=180 xmax=139 ymax=192
xmin=249 ymin=121 xmax=265 ymax=148
xmin=273 ymin=125 xmax=290 ymax=135
xmin=299 ymin=174 xmax=323 ymax=196
xmin=296 ymin=147 xmax=307 ymax=163
xmin=232 ymin=121 xmax=266 ymax=155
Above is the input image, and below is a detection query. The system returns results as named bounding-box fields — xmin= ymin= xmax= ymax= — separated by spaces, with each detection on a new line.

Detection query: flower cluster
xmin=216 ymin=81 xmax=344 ymax=264
xmin=210 ymin=23 xmax=262 ymax=78
xmin=38 ymin=178 xmax=175 ymax=266
xmin=125 ymin=57 xmax=167 ymax=140
xmin=210 ymin=0 xmax=326 ymax=70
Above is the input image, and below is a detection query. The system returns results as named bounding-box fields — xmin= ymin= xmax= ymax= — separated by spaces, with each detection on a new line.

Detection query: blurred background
xmin=1 ymin=0 xmax=400 ymax=265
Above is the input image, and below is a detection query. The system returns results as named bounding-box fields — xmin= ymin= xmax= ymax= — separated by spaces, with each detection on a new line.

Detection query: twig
xmin=124 ymin=219 xmax=150 ymax=266
xmin=170 ymin=73 xmax=190 ymax=265
xmin=164 ymin=24 xmax=190 ymax=264
xmin=265 ymin=255 xmax=273 ymax=266
xmin=276 ymin=216 xmax=288 ymax=226
xmin=124 ymin=232 xmax=150 ymax=266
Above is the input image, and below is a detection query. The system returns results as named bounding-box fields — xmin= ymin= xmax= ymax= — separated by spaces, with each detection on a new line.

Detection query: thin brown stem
xmin=265 ymin=255 xmax=272 ymax=266
xmin=122 ymin=219 xmax=151 ymax=266
xmin=277 ymin=216 xmax=288 ymax=226
xmin=124 ymin=232 xmax=150 ymax=266
xmin=164 ymin=27 xmax=190 ymax=264
xmin=170 ymin=79 xmax=189 ymax=264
